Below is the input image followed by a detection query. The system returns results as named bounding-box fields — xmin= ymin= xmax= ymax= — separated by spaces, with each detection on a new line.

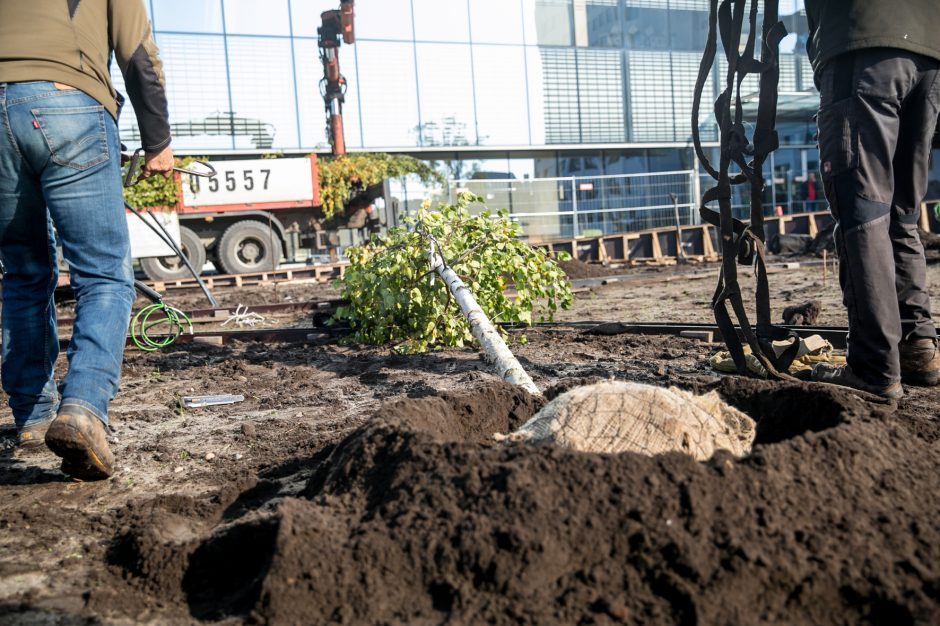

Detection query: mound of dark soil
xmin=111 ymin=380 xmax=940 ymax=625
xmin=559 ymin=259 xmax=618 ymax=279
xmin=782 ymin=300 xmax=822 ymax=326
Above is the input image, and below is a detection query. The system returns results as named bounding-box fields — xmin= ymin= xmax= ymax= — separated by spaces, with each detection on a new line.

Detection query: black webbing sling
xmin=692 ymin=0 xmax=800 ymax=379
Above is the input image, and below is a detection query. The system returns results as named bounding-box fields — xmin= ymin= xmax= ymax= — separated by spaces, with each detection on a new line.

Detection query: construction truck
xmin=133 ymin=0 xmax=394 ymax=281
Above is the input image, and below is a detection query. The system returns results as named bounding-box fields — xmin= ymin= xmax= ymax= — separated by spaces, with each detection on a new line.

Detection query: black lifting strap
xmin=692 ymin=0 xmax=800 ymax=379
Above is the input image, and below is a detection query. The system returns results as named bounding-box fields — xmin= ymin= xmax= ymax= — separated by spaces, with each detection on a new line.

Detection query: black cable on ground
xmin=125 ymin=201 xmax=219 ymax=307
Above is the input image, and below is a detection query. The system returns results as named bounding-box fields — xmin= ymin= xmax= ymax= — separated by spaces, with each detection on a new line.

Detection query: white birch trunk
xmin=428 ymin=248 xmax=541 ymax=396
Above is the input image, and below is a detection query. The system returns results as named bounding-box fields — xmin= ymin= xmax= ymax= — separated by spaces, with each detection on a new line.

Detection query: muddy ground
xmin=1 ymin=258 xmax=939 ymax=625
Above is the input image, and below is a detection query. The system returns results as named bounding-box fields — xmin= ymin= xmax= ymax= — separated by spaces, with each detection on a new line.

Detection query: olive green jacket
xmin=805 ymin=1 xmax=940 ymax=74
xmin=0 ymin=0 xmax=170 ymax=151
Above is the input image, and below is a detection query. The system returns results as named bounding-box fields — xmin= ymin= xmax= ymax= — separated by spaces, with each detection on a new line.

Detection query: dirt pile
xmin=559 ymin=258 xmax=619 ymax=279
xmin=109 ymin=380 xmax=940 ymax=625
xmin=782 ymin=300 xmax=822 ymax=325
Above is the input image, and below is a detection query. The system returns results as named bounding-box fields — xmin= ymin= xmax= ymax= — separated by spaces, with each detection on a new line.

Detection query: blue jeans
xmin=0 ymin=81 xmax=135 ymax=429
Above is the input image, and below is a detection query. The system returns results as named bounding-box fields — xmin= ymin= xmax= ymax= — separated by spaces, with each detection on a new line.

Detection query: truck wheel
xmin=217 ymin=220 xmax=283 ymax=275
xmin=139 ymin=226 xmax=206 ymax=281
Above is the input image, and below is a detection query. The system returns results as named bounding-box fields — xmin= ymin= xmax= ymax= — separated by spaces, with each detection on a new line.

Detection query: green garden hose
xmin=131 ymin=301 xmax=193 ymax=351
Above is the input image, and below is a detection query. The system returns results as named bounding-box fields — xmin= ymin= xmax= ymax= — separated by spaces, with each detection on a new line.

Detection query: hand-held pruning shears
xmin=122 ymin=147 xmax=217 ymax=188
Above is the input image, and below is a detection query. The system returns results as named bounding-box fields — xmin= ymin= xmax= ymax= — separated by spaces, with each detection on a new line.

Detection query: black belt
xmin=692 ymin=0 xmax=800 ymax=379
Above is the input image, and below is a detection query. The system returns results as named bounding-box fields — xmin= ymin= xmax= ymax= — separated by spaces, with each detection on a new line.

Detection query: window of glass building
xmin=603 ymin=150 xmax=647 ymax=175
xmin=776 ymin=121 xmax=814 ymax=145
xmin=671 ymin=51 xmax=713 ymax=143
xmin=469 ymin=0 xmax=525 ymax=45
xmin=539 ymin=48 xmax=580 ymax=143
xmin=355 ymin=41 xmax=420 ymax=147
xmin=778 ymin=53 xmax=799 ymax=92
xmin=627 ymin=50 xmax=675 ymax=141
xmin=149 ymin=34 xmax=234 ymax=151
xmin=293 ymin=39 xmax=330 ymax=150
xmin=223 ymin=0 xmax=291 ymax=36
xmin=152 ymin=0 xmax=224 ymax=33
xmin=109 ymin=68 xmax=137 ymax=148
xmin=293 ymin=39 xmax=363 ymax=150
xmin=460 ymin=157 xmax=515 ymax=180
xmin=525 ymin=48 xmax=547 ymax=144
xmin=472 ymin=45 xmax=531 ymax=146
xmin=506 ymin=155 xmax=552 ymax=179
xmin=602 ymin=149 xmax=651 ymax=211
xmin=666 ymin=1 xmax=713 ymax=11
xmin=529 ymin=47 xmax=626 ymax=145
xmin=412 ymin=0 xmax=470 ymax=42
xmin=667 ymin=8 xmax=707 ymax=51
xmin=524 ymin=0 xmax=574 ymax=46
xmin=647 ymin=147 xmax=688 ymax=172
xmin=530 ymin=155 xmax=560 ymax=178
xmin=355 ymin=0 xmax=414 ymax=41
xmin=779 ymin=0 xmax=809 ymax=55
xmin=576 ymin=49 xmax=625 ymax=142
xmin=586 ymin=0 xmax=622 ymax=48
xmin=772 ymin=148 xmax=822 ymax=215
xmin=288 ymin=0 xmax=339 ymax=38
xmin=559 ymin=152 xmax=604 ymax=177
xmin=226 ymin=36 xmax=300 ymax=149
xmin=623 ymin=6 xmax=669 ymax=50
xmin=430 ymin=154 xmax=471 ymax=181
xmin=798 ymin=55 xmax=815 ymax=91
xmin=717 ymin=56 xmax=760 ymax=99
xmin=415 ymin=43 xmax=477 ymax=146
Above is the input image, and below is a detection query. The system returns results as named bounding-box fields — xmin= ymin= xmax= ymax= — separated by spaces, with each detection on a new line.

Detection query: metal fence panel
xmin=448 ymin=170 xmax=698 ymax=240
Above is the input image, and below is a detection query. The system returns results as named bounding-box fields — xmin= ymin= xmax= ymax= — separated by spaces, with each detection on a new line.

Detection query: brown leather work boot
xmin=44 ymin=405 xmax=114 ymax=480
xmin=899 ymin=338 xmax=940 ymax=386
xmin=811 ymin=363 xmax=903 ymax=400
xmin=16 ymin=416 xmax=56 ymax=450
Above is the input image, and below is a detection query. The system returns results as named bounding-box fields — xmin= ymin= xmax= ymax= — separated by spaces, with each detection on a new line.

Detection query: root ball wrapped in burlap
xmin=504 ymin=381 xmax=755 ymax=460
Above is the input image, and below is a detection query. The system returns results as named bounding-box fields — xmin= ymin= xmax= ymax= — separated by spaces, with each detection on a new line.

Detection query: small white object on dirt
xmin=499 ymin=381 xmax=754 ymax=461
xmin=182 ymin=394 xmax=245 ymax=409
xmin=204 ymin=452 xmax=216 ymax=462
xmin=173 ymin=466 xmax=185 ymax=474
xmin=221 ymin=304 xmax=266 ymax=328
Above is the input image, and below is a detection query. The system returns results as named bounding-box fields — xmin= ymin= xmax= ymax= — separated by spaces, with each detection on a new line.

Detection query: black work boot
xmin=44 ymin=405 xmax=114 ymax=480
xmin=811 ymin=363 xmax=904 ymax=400
xmin=899 ymin=338 xmax=940 ymax=386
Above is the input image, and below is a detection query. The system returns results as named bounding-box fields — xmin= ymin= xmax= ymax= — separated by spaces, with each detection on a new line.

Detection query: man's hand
xmin=140 ymin=145 xmax=174 ymax=179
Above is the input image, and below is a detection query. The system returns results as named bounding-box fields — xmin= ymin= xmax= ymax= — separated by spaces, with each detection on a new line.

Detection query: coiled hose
xmin=131 ymin=280 xmax=192 ymax=351
xmin=131 ymin=301 xmax=193 ymax=351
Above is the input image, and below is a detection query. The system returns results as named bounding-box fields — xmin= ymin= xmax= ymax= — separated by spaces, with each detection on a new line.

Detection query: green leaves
xmin=123 ymin=156 xmax=204 ymax=209
xmin=334 ymin=192 xmax=573 ymax=353
xmin=318 ymin=153 xmax=445 ymax=219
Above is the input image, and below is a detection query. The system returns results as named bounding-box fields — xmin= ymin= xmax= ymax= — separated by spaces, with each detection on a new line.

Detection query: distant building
xmin=114 ymin=1 xmax=940 ymax=215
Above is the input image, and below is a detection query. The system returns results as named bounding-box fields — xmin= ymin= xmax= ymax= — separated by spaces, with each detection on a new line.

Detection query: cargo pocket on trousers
xmin=816 ymin=97 xmax=857 ymax=221
xmin=816 ymin=97 xmax=857 ymax=179
xmin=30 ymin=105 xmax=109 ymax=171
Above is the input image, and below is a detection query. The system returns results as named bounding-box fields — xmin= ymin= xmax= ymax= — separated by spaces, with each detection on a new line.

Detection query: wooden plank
xmin=650 ymin=230 xmax=663 ymax=261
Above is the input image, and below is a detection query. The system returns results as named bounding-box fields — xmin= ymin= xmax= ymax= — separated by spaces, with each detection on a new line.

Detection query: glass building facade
xmin=114 ymin=0 xmax=839 ymax=211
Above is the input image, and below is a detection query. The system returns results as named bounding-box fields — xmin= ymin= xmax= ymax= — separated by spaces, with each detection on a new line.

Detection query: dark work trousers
xmin=816 ymin=48 xmax=940 ymax=386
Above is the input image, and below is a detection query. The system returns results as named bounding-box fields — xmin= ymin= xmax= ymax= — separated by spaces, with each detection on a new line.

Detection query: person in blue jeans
xmin=0 ymin=1 xmax=174 ymax=480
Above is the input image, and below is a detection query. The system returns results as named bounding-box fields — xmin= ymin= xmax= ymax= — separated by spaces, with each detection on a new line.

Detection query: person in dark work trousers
xmin=0 ymin=0 xmax=173 ymax=479
xmin=806 ymin=1 xmax=940 ymax=399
